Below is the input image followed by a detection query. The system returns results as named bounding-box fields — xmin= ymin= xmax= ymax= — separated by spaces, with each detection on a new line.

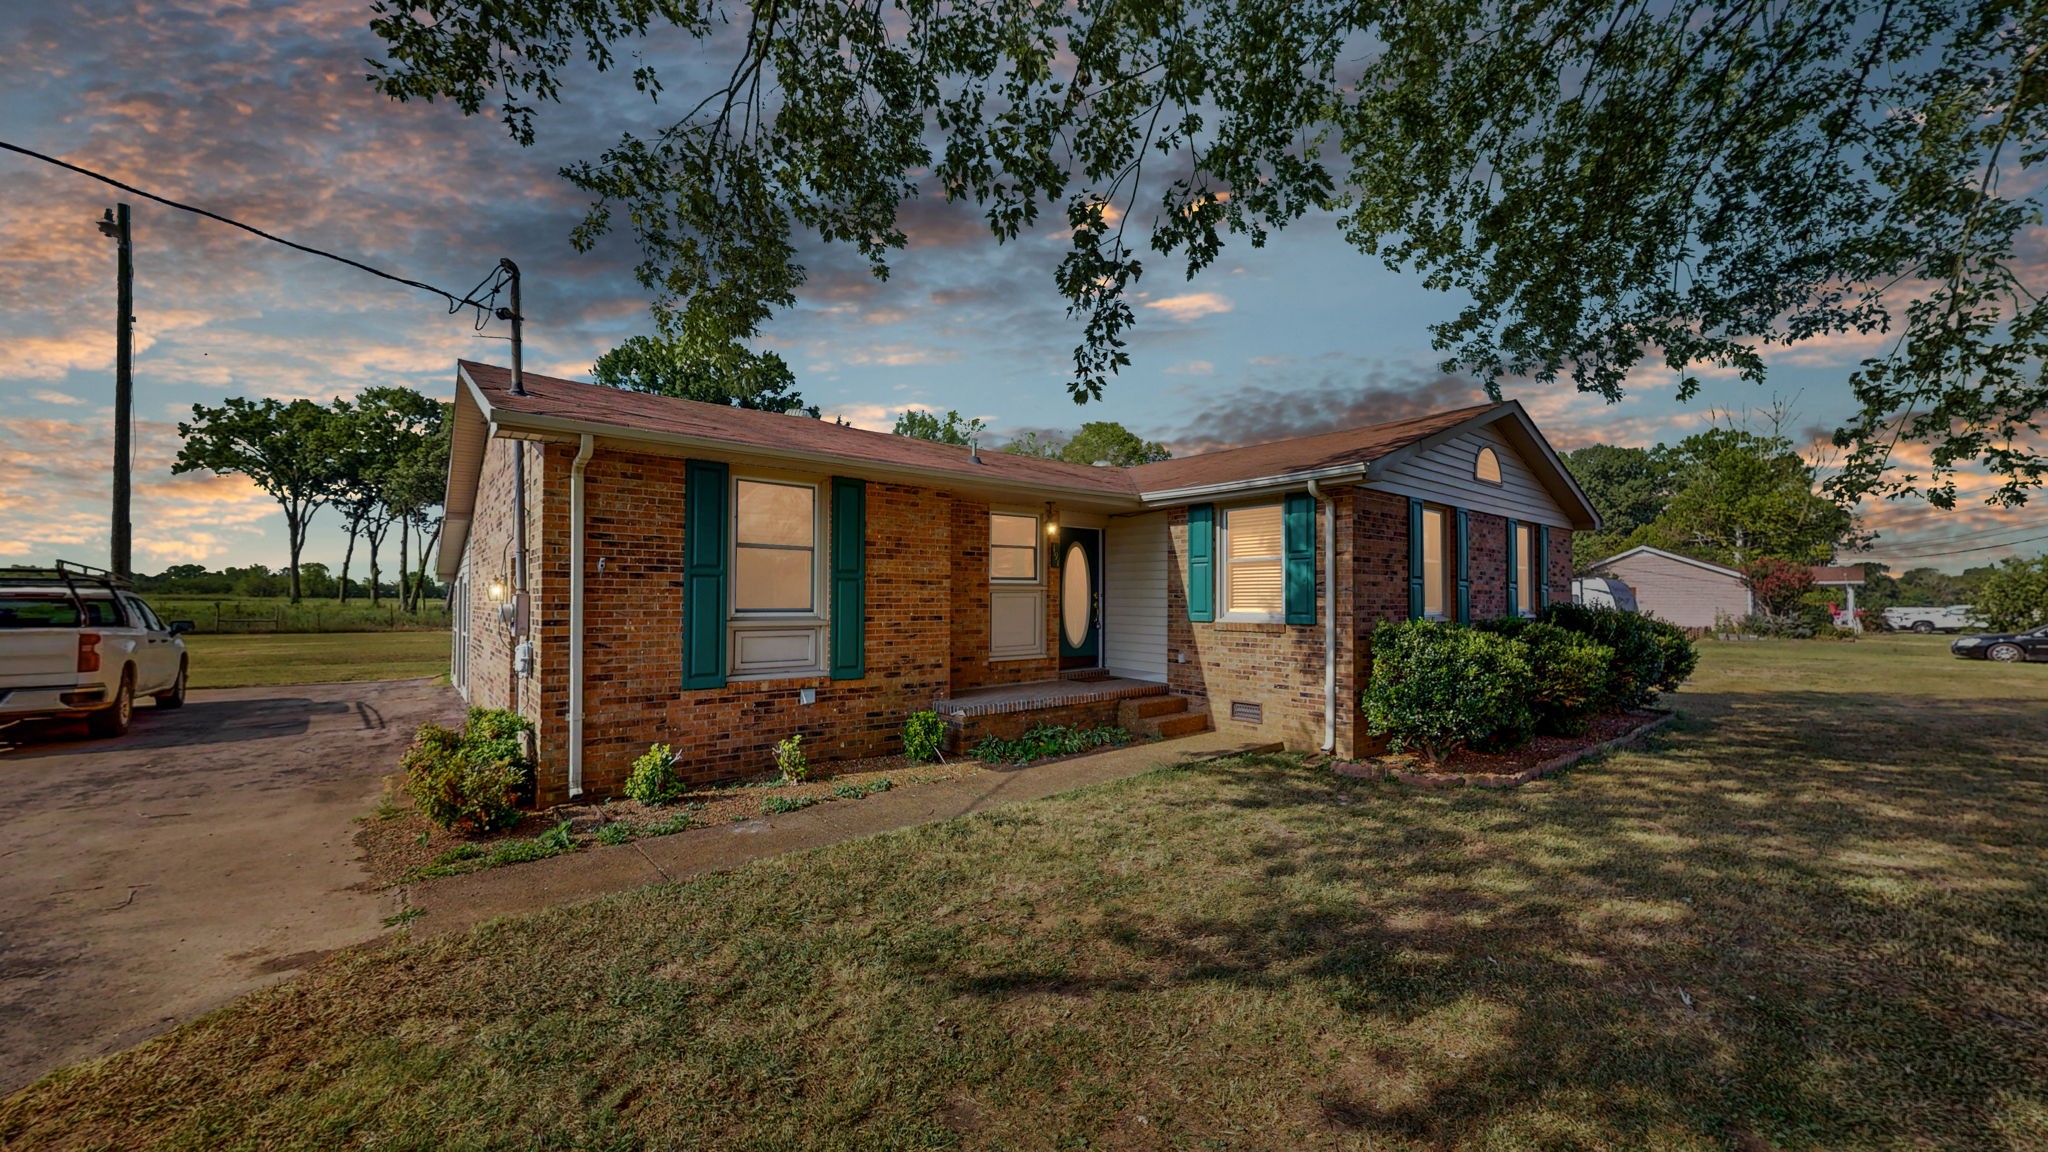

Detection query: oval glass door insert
xmin=1061 ymin=542 xmax=1093 ymax=646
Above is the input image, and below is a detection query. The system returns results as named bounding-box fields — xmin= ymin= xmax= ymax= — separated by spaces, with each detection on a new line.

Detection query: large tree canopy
xmin=369 ymin=0 xmax=2047 ymax=506
xmin=592 ymin=328 xmax=817 ymax=415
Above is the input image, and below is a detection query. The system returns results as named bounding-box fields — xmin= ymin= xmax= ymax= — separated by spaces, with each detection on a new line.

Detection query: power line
xmin=0 ymin=138 xmax=503 ymax=320
xmin=1865 ymin=531 xmax=2048 ymax=560
xmin=1868 ymin=518 xmax=2048 ymax=547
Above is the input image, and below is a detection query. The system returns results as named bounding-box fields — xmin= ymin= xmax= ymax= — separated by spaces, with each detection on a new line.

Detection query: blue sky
xmin=2 ymin=0 xmax=2038 ymax=576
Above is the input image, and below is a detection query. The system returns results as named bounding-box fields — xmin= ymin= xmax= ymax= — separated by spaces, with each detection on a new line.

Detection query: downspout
xmin=568 ymin=433 xmax=593 ymax=798
xmin=1307 ymin=479 xmax=1336 ymax=754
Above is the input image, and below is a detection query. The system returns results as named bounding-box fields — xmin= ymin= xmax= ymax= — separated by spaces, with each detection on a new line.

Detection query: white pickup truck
xmin=1882 ymin=605 xmax=1982 ymax=634
xmin=0 ymin=562 xmax=191 ymax=739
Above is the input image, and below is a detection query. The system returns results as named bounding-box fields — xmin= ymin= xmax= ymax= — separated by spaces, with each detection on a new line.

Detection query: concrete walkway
xmin=409 ymin=731 xmax=1278 ymax=936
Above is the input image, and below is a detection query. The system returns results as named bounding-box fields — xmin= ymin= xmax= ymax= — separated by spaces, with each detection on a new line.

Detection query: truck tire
xmin=1912 ymin=620 xmax=1935 ymax=634
xmin=88 ymin=668 xmax=134 ymax=738
xmin=154 ymin=659 xmax=188 ymax=710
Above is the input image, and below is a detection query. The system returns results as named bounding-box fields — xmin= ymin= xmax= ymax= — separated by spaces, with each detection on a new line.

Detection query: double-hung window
xmin=988 ymin=511 xmax=1044 ymax=659
xmin=1218 ymin=503 xmax=1284 ymax=622
xmin=730 ymin=477 xmax=824 ymax=675
xmin=1420 ymin=505 xmax=1451 ymax=619
xmin=1513 ymin=522 xmax=1536 ymax=617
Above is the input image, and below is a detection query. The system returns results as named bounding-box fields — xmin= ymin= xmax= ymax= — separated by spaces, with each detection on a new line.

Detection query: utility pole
xmin=96 ymin=204 xmax=134 ymax=581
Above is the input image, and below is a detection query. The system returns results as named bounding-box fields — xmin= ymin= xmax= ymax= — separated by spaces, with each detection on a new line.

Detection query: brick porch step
xmin=1118 ymin=695 xmax=1211 ymax=739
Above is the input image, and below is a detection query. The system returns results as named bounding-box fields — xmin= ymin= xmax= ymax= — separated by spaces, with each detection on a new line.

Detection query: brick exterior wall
xmin=1165 ymin=491 xmax=1360 ymax=757
xmin=458 ymin=435 xmax=1579 ymax=801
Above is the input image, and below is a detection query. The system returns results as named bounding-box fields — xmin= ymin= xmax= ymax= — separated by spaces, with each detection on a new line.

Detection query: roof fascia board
xmin=481 ymin=401 xmax=1145 ymax=508
xmin=1136 ymin=462 xmax=1369 ymax=505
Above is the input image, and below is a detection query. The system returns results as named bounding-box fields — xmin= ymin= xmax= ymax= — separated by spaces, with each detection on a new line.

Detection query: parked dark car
xmin=1950 ymin=624 xmax=2048 ymax=663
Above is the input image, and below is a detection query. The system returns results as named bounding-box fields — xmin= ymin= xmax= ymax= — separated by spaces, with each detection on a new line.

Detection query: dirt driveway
xmin=0 ymin=678 xmax=460 ymax=1094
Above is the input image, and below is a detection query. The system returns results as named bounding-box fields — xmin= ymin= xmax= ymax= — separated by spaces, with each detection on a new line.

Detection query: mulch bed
xmin=355 ymin=754 xmax=988 ymax=890
xmin=1332 ymin=710 xmax=1672 ymax=789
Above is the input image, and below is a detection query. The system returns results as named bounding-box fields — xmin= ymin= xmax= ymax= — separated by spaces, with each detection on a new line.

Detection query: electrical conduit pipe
xmin=568 ymin=433 xmax=593 ymax=797
xmin=1307 ymin=478 xmax=1336 ymax=753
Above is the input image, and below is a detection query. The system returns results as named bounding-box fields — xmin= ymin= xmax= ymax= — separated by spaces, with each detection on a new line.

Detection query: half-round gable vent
xmin=1475 ymin=446 xmax=1503 ymax=484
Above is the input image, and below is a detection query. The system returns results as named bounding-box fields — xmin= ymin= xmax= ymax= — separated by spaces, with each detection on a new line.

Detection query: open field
xmin=142 ymin=596 xmax=446 ymax=634
xmin=183 ymin=632 xmax=449 ymax=689
xmin=4 ymin=635 xmax=2044 ymax=1149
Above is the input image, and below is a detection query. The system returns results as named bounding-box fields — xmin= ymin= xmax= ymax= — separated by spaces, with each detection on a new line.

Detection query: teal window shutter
xmin=682 ymin=459 xmax=729 ymax=690
xmin=1406 ymin=498 xmax=1425 ymax=619
xmin=1536 ymin=524 xmax=1551 ymax=611
xmin=1283 ymin=492 xmax=1316 ymax=626
xmin=1505 ymin=518 xmax=1520 ymax=617
xmin=1454 ymin=508 xmax=1472 ymax=623
xmin=829 ymin=477 xmax=866 ymax=680
xmin=1186 ymin=504 xmax=1214 ymax=622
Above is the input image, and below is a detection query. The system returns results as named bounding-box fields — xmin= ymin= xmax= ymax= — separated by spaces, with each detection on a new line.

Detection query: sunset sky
xmin=2 ymin=0 xmax=2040 ymax=576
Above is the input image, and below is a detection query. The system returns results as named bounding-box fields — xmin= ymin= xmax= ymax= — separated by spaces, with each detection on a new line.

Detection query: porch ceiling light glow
xmin=487 ymin=579 xmax=507 ymax=602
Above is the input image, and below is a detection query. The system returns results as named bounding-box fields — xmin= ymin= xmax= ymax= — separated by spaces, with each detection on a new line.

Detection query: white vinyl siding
xmin=1594 ymin=551 xmax=1751 ymax=630
xmin=1374 ymin=424 xmax=1571 ymax=527
xmin=1104 ymin=512 xmax=1168 ymax=681
xmin=1219 ymin=503 xmax=1284 ymax=622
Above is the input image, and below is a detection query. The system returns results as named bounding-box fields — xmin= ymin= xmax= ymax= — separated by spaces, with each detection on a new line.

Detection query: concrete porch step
xmin=1119 ymin=695 xmax=1211 ymax=740
xmin=1120 ymin=695 xmax=1190 ymax=721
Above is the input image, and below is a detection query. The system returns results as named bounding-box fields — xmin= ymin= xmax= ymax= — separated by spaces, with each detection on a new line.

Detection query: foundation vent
xmin=1229 ymin=700 xmax=1263 ymax=725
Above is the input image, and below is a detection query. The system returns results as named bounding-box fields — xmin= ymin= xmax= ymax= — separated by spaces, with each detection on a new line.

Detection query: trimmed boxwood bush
xmin=1363 ymin=620 xmax=1534 ymax=762
xmin=401 ymin=707 xmax=533 ymax=832
xmin=902 ymin=710 xmax=946 ymax=763
xmin=1539 ymin=603 xmax=1670 ymax=710
xmin=1477 ymin=618 xmax=1614 ymax=735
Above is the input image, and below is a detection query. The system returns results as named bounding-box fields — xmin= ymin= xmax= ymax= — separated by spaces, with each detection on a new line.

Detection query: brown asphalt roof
xmin=463 ymin=361 xmax=1137 ymax=497
xmin=1124 ymin=403 xmax=1504 ymax=492
xmin=462 ymin=361 xmax=1505 ymax=501
xmin=1810 ymin=565 xmax=1867 ymax=585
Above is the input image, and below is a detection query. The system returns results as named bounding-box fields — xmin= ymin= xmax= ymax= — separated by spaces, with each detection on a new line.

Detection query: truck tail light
xmin=77 ymin=633 xmax=101 ymax=673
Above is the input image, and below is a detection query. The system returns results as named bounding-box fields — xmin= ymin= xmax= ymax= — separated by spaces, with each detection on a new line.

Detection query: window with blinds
xmin=990 ymin=512 xmax=1039 ymax=581
xmin=1221 ymin=503 xmax=1284 ymax=620
xmin=1514 ymin=522 xmax=1536 ymax=616
xmin=1421 ymin=505 xmax=1449 ymax=618
xmin=733 ymin=479 xmax=817 ymax=613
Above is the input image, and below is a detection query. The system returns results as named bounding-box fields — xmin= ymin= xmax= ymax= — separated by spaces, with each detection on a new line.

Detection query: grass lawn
xmin=183 ymin=631 xmax=450 ymax=689
xmin=6 ymin=635 xmax=2045 ymax=1149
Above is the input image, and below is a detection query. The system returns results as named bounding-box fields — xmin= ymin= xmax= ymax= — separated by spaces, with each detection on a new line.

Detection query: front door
xmin=1059 ymin=528 xmax=1103 ymax=669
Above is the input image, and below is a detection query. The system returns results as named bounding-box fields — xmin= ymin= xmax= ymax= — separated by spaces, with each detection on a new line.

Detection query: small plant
xmin=972 ymin=724 xmax=1131 ymax=766
xmin=381 ymin=906 xmax=425 ymax=929
xmin=763 ymin=793 xmax=820 ymax=815
xmin=902 ymin=710 xmax=947 ymax=763
xmin=401 ymin=708 xmax=533 ymax=832
xmin=595 ymin=822 xmax=635 ymax=846
xmin=400 ymin=820 xmax=577 ymax=882
xmin=625 ymin=742 xmax=688 ymax=805
xmin=775 ymin=734 xmax=809 ymax=782
xmin=642 ymin=807 xmax=701 ymax=837
xmin=833 ymin=778 xmax=893 ymax=800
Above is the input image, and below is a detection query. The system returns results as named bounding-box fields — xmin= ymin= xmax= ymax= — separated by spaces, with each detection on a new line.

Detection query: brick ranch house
xmin=437 ymin=360 xmax=1599 ymax=804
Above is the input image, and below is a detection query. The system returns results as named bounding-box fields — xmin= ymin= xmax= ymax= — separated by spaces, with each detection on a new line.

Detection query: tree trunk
xmin=398 ymin=516 xmax=411 ymax=614
xmin=285 ymin=514 xmax=304 ymax=605
xmin=415 ymin=517 xmax=444 ymax=615
xmin=365 ymin=521 xmax=385 ymax=607
xmin=338 ymin=521 xmax=358 ymax=604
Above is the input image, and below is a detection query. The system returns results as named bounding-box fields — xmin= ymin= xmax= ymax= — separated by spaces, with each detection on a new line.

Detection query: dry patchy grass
xmin=4 ymin=635 xmax=2044 ymax=1150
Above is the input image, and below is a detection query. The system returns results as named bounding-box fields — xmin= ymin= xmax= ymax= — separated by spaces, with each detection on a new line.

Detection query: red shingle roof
xmin=461 ymin=361 xmax=1509 ymax=502
xmin=462 ymin=361 xmax=1138 ymax=497
xmin=1124 ymin=403 xmax=1503 ymax=492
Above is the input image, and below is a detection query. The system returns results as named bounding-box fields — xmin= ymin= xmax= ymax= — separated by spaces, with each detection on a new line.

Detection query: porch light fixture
xmin=487 ymin=578 xmax=507 ymax=603
xmin=1044 ymin=504 xmax=1060 ymax=536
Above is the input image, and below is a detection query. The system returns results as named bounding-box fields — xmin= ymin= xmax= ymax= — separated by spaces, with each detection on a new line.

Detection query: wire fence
xmin=145 ymin=597 xmax=449 ymax=634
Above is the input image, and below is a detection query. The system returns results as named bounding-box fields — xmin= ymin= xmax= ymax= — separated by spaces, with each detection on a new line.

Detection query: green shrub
xmin=1516 ymin=622 xmax=1615 ymax=736
xmin=625 ymin=743 xmax=687 ymax=805
xmin=1641 ymin=616 xmax=1700 ymax=691
xmin=1363 ymin=620 xmax=1534 ymax=762
xmin=775 ymin=734 xmax=809 ymax=782
xmin=973 ymin=724 xmax=1132 ymax=766
xmin=401 ymin=708 xmax=533 ymax=832
xmin=902 ymin=710 xmax=946 ymax=763
xmin=1539 ymin=603 xmax=1669 ymax=709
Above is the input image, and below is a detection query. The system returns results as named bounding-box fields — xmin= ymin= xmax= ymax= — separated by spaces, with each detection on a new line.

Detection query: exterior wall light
xmin=487 ymin=579 xmax=507 ymax=603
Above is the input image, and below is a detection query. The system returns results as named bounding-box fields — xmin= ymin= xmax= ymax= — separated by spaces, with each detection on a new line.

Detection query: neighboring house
xmin=1584 ymin=546 xmax=1752 ymax=629
xmin=1811 ymin=565 xmax=1867 ymax=631
xmin=439 ymin=361 xmax=1599 ymax=803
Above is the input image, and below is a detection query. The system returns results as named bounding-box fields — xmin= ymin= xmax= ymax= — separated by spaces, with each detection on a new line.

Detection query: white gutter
xmin=1307 ymin=478 xmax=1337 ymax=753
xmin=568 ymin=433 xmax=594 ymax=798
xmin=1138 ymin=462 xmax=1369 ymax=507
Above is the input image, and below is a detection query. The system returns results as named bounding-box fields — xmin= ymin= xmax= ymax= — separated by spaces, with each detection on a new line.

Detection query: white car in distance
xmin=0 ymin=562 xmax=191 ymax=740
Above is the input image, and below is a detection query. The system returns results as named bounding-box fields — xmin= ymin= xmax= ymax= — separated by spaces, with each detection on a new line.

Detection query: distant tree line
xmin=173 ymin=388 xmax=450 ymax=607
xmin=889 ymin=408 xmax=1170 ymax=466
xmin=133 ymin=562 xmax=440 ymax=602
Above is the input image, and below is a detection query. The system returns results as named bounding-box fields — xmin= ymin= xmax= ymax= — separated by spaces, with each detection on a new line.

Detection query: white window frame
xmin=1421 ymin=504 xmax=1452 ymax=621
xmin=1216 ymin=501 xmax=1285 ymax=624
xmin=1514 ymin=523 xmax=1537 ymax=617
xmin=989 ymin=511 xmax=1041 ymax=583
xmin=988 ymin=508 xmax=1046 ymax=660
xmin=728 ymin=474 xmax=828 ymax=678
